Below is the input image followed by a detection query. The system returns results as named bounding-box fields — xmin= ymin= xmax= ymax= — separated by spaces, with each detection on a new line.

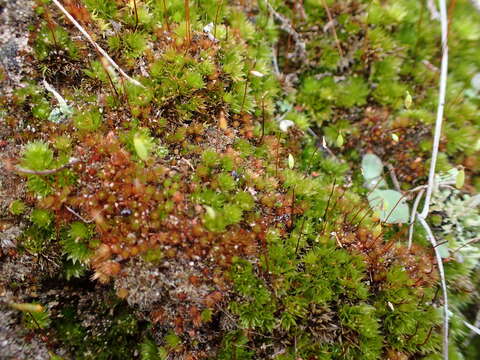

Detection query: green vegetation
xmin=1 ymin=0 xmax=480 ymax=359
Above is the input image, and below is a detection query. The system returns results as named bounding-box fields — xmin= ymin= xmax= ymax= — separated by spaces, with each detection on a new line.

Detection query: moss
xmin=51 ymin=292 xmax=147 ymax=360
xmin=22 ymin=305 xmax=51 ymax=330
xmin=9 ymin=200 xmax=27 ymax=215
xmin=30 ymin=208 xmax=53 ymax=228
xmin=21 ymin=141 xmax=54 ymax=171
xmin=73 ymin=108 xmax=102 ymax=132
xmin=60 ymin=222 xmax=93 ymax=264
xmin=4 ymin=0 xmax=477 ymax=358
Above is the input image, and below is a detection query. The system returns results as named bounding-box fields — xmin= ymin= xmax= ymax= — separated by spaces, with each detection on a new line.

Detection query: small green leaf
xmin=404 ymin=91 xmax=412 ymax=109
xmin=133 ymin=132 xmax=153 ymax=161
xmin=368 ymin=189 xmax=409 ymax=224
xmin=201 ymin=308 xmax=213 ymax=323
xmin=455 ymin=169 xmax=465 ymax=189
xmin=205 ymin=205 xmax=216 ymax=219
xmin=288 ymin=153 xmax=295 ymax=169
xmin=9 ymin=200 xmax=26 ymax=215
xmin=361 ymin=153 xmax=383 ymax=180
xmin=436 ymin=242 xmax=450 ymax=258
xmin=10 ymin=302 xmax=44 ymax=313
xmin=49 ymin=352 xmax=65 ymax=360
xmin=336 ymin=133 xmax=344 ymax=147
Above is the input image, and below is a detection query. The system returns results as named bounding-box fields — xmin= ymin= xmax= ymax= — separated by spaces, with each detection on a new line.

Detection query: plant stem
xmin=162 ymin=0 xmax=170 ymax=31
xmin=419 ymin=0 xmax=448 ymax=219
xmin=133 ymin=0 xmax=139 ymax=30
xmin=51 ymin=0 xmax=144 ymax=88
xmin=185 ymin=0 xmax=191 ymax=45
xmin=417 ymin=215 xmax=449 ymax=359
xmin=214 ymin=0 xmax=224 ymax=39
xmin=320 ymin=0 xmax=343 ymax=57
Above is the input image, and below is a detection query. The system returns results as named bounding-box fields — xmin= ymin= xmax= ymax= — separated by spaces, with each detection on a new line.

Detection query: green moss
xmin=229 ymin=259 xmax=277 ymax=331
xmin=217 ymin=330 xmax=253 ymax=360
xmin=22 ymin=305 xmax=51 ymax=330
xmin=30 ymin=208 xmax=53 ymax=228
xmin=73 ymin=108 xmax=102 ymax=131
xmin=201 ymin=149 xmax=220 ymax=168
xmin=21 ymin=141 xmax=54 ymax=171
xmin=60 ymin=222 xmax=92 ymax=264
xmin=141 ymin=248 xmax=163 ymax=264
xmin=216 ymin=172 xmax=236 ymax=192
xmin=124 ymin=32 xmax=148 ymax=58
xmin=83 ymin=0 xmax=117 ymax=19
xmin=140 ymin=338 xmax=167 ymax=360
xmin=53 ymin=298 xmax=144 ymax=360
xmin=9 ymin=200 xmax=27 ymax=215
xmin=7 ymin=0 xmax=474 ymax=358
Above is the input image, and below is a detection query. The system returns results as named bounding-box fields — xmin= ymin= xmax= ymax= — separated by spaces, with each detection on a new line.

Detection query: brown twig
xmin=13 ymin=157 xmax=79 ymax=176
xmin=185 ymin=0 xmax=191 ymax=45
xmin=133 ymin=0 xmax=139 ymax=30
xmin=320 ymin=0 xmax=343 ymax=57
xmin=162 ymin=0 xmax=170 ymax=31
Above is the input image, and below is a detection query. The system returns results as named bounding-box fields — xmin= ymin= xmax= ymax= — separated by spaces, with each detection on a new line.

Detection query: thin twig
xmin=185 ymin=0 xmax=191 ymax=45
xmin=387 ymin=164 xmax=401 ymax=192
xmin=13 ymin=157 xmax=79 ymax=176
xmin=133 ymin=0 xmax=139 ymax=30
xmin=65 ymin=205 xmax=93 ymax=223
xmin=162 ymin=0 xmax=170 ymax=31
xmin=408 ymin=188 xmax=425 ymax=249
xmin=51 ymin=0 xmax=144 ymax=88
xmin=320 ymin=0 xmax=343 ymax=57
xmin=433 ymin=239 xmax=449 ymax=248
xmin=419 ymin=0 xmax=449 ymax=218
xmin=271 ymin=47 xmax=281 ymax=76
xmin=294 ymin=216 xmax=307 ymax=255
xmin=382 ymin=192 xmax=409 ymax=224
xmin=265 ymin=0 xmax=307 ymax=60
xmin=451 ymin=237 xmax=480 ymax=255
xmin=463 ymin=309 xmax=480 ymax=347
xmin=417 ymin=216 xmax=449 ymax=359
xmin=43 ymin=80 xmax=68 ymax=108
xmin=320 ymin=178 xmax=336 ymax=235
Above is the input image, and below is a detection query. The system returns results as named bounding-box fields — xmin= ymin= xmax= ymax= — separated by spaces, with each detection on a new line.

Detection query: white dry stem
xmin=387 ymin=164 xmax=401 ymax=192
xmin=65 ymin=205 xmax=93 ymax=223
xmin=417 ymin=215 xmax=449 ymax=359
xmin=271 ymin=47 xmax=281 ymax=76
xmin=14 ymin=157 xmax=79 ymax=175
xmin=427 ymin=0 xmax=441 ymax=20
xmin=470 ymin=0 xmax=480 ymax=12
xmin=407 ymin=188 xmax=425 ymax=249
xmin=463 ymin=319 xmax=480 ymax=336
xmin=51 ymin=0 xmax=144 ymax=88
xmin=419 ymin=0 xmax=448 ymax=219
xmin=463 ymin=310 xmax=480 ymax=347
xmin=43 ymin=79 xmax=68 ymax=108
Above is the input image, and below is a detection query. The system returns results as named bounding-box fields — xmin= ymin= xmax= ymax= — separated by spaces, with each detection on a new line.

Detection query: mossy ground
xmin=0 ymin=0 xmax=479 ymax=359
